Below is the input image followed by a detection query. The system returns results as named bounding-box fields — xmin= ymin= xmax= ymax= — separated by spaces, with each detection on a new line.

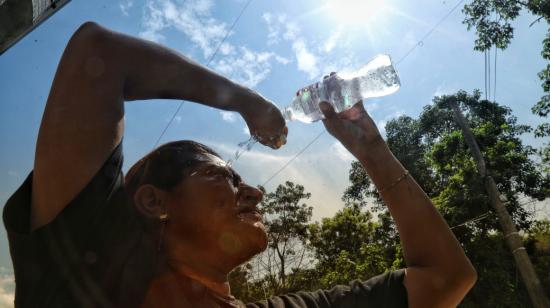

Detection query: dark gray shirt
xmin=3 ymin=143 xmax=408 ymax=307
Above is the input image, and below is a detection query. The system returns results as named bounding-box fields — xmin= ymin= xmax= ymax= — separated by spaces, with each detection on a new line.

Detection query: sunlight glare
xmin=325 ymin=0 xmax=387 ymax=25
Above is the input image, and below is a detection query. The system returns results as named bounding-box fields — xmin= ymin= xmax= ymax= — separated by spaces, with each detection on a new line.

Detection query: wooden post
xmin=450 ymin=101 xmax=550 ymax=308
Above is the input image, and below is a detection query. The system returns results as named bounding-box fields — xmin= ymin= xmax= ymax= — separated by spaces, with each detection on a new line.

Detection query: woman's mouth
xmin=237 ymin=205 xmax=263 ymax=222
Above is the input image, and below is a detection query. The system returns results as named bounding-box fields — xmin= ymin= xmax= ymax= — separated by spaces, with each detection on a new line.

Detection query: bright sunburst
xmin=325 ymin=0 xmax=388 ymax=26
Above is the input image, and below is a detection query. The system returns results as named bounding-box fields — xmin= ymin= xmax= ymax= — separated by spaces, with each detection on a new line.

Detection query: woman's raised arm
xmin=32 ymin=21 xmax=286 ymax=230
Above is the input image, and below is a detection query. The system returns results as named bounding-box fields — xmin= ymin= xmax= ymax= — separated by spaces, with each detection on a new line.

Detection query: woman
xmin=3 ymin=22 xmax=476 ymax=307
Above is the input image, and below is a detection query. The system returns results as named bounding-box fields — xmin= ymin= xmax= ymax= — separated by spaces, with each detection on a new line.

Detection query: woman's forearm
xmin=358 ymin=141 xmax=476 ymax=303
xmin=359 ymin=143 xmax=466 ymax=267
xmin=89 ymin=22 xmax=264 ymax=112
xmin=318 ymin=101 xmax=475 ymax=306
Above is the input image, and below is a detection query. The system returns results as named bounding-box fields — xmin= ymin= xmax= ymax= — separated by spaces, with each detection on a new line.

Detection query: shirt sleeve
xmin=3 ymin=141 xmax=124 ymax=236
xmin=246 ymin=270 xmax=408 ymax=308
xmin=2 ymin=142 xmax=126 ymax=306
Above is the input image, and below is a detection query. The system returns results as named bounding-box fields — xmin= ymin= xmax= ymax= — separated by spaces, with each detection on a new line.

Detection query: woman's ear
xmin=133 ymin=184 xmax=167 ymax=220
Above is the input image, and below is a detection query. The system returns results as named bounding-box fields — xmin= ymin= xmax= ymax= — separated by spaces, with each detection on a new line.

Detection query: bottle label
xmin=297 ymin=83 xmax=322 ymax=114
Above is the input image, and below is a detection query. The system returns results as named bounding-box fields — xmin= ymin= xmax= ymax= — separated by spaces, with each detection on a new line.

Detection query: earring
xmin=157 ymin=212 xmax=169 ymax=252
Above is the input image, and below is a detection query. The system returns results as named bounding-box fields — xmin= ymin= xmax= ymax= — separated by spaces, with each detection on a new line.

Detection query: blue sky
xmin=0 ymin=0 xmax=548 ymax=305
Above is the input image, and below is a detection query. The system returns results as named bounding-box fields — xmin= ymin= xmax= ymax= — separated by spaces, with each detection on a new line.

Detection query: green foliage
xmin=342 ymin=160 xmax=375 ymax=207
xmin=462 ymin=0 xmax=521 ymax=50
xmin=231 ymin=91 xmax=550 ymax=306
xmin=462 ymin=0 xmax=550 ymax=137
xmin=525 ymin=219 xmax=550 ymax=295
xmin=460 ymin=233 xmax=531 ymax=308
xmin=308 ymin=204 xmax=399 ymax=288
xmin=259 ymin=181 xmax=313 ymax=291
xmin=260 ymin=181 xmax=313 ymax=244
xmin=343 ymin=90 xmax=548 ymax=306
xmin=425 ymin=91 xmax=546 ymax=229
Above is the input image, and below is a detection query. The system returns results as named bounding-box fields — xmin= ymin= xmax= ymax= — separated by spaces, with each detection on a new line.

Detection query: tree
xmin=343 ymin=90 xmax=549 ymax=306
xmin=308 ymin=204 xmax=400 ymax=288
xmin=462 ymin=0 xmax=550 ymax=138
xmin=525 ymin=219 xmax=550 ymax=296
xmin=257 ymin=181 xmax=313 ymax=293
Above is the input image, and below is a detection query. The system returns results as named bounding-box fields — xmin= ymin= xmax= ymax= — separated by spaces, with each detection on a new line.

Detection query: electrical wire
xmin=494 ymin=46 xmax=497 ymax=101
xmin=395 ymin=0 xmax=466 ymax=65
xmin=261 ymin=0 xmax=469 ymax=186
xmin=450 ymin=198 xmax=543 ymax=230
xmin=152 ymin=0 xmax=253 ymax=148
xmin=450 ymin=211 xmax=492 ymax=229
xmin=488 ymin=46 xmax=491 ymax=101
xmin=261 ymin=130 xmax=326 ymax=186
xmin=483 ymin=50 xmax=488 ymax=100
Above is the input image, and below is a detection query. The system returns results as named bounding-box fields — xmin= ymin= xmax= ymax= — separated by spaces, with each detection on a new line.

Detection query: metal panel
xmin=0 ymin=0 xmax=71 ymax=55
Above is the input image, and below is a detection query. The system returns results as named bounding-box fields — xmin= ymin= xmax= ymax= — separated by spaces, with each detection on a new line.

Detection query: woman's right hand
xmin=319 ymin=100 xmax=386 ymax=161
xmin=240 ymin=96 xmax=288 ymax=149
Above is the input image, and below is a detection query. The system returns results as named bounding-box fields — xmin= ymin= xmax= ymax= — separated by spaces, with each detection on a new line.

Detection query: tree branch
xmin=515 ymin=0 xmax=529 ymax=7
xmin=529 ymin=16 xmax=544 ymax=27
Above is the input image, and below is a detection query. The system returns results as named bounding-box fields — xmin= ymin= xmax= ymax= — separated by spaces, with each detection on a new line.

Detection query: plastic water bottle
xmin=282 ymin=54 xmax=400 ymax=123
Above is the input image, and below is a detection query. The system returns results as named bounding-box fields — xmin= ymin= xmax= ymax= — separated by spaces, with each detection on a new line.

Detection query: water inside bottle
xmin=284 ymin=54 xmax=400 ymax=123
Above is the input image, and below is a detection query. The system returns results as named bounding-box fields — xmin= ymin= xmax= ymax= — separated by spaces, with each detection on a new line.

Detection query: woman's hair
xmin=125 ymin=140 xmax=221 ymax=198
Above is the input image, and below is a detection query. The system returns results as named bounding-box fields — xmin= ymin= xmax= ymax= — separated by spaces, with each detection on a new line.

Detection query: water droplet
xmin=226 ymin=136 xmax=258 ymax=167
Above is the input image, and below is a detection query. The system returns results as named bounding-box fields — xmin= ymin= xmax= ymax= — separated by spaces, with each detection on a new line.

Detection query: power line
xmin=483 ymin=50 xmax=488 ymax=100
xmin=450 ymin=212 xmax=492 ymax=229
xmin=261 ymin=0 xmax=468 ymax=186
xmin=261 ymin=130 xmax=326 ymax=186
xmin=152 ymin=0 xmax=253 ymax=148
xmin=494 ymin=46 xmax=497 ymax=101
xmin=488 ymin=47 xmax=491 ymax=101
xmin=395 ymin=0 xmax=466 ymax=65
xmin=450 ymin=198 xmax=542 ymax=230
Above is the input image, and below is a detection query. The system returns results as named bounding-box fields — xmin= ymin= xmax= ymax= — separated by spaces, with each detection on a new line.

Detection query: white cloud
xmin=433 ymin=84 xmax=458 ymax=98
xmin=207 ymin=141 xmax=290 ymax=165
xmin=140 ymin=0 xmax=227 ymax=58
xmin=262 ymin=12 xmax=357 ymax=80
xmin=331 ymin=142 xmax=354 ymax=162
xmin=376 ymin=110 xmax=404 ymax=136
xmin=323 ymin=30 xmax=342 ymax=53
xmin=139 ymin=0 xmax=167 ymax=42
xmin=242 ymin=126 xmax=250 ymax=136
xmin=282 ymin=18 xmax=298 ymax=41
xmin=0 ymin=267 xmax=14 ymax=308
xmin=365 ymin=102 xmax=379 ymax=112
xmin=292 ymin=40 xmax=319 ymax=79
xmin=119 ymin=0 xmax=134 ymax=16
xmin=174 ymin=115 xmax=182 ymax=123
xmin=377 ymin=120 xmax=387 ymax=136
xmin=403 ymin=30 xmax=417 ymax=48
xmin=215 ymin=47 xmax=276 ymax=87
xmin=140 ymin=0 xmax=287 ymax=88
xmin=262 ymin=12 xmax=279 ymax=45
xmin=262 ymin=13 xmax=297 ymax=45
xmin=274 ymin=55 xmax=291 ymax=65
xmin=220 ymin=111 xmax=237 ymax=123
xmin=205 ymin=140 xmax=355 ymax=220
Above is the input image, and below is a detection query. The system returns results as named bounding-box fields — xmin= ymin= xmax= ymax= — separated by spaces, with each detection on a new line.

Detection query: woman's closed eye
xmin=200 ymin=166 xmax=242 ymax=187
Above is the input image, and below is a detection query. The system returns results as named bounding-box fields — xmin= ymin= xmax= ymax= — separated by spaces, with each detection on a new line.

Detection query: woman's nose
xmin=240 ymin=185 xmax=263 ymax=204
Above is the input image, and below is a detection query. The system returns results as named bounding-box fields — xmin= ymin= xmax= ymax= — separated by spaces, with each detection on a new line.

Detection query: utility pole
xmin=450 ymin=101 xmax=550 ymax=308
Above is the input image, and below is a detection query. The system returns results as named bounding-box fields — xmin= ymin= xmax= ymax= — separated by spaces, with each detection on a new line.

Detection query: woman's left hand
xmin=319 ymin=100 xmax=385 ymax=160
xmin=240 ymin=98 xmax=288 ymax=149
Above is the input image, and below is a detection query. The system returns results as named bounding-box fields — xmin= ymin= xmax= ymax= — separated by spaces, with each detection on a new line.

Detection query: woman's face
xmin=162 ymin=153 xmax=267 ymax=267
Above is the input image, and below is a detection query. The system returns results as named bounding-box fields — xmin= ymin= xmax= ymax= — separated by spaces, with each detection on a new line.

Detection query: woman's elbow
xmin=65 ymin=21 xmax=111 ymax=55
xmin=441 ymin=263 xmax=477 ymax=306
xmin=458 ymin=263 xmax=477 ymax=292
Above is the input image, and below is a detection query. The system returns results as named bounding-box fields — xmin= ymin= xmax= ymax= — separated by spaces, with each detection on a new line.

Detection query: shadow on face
xmin=161 ymin=153 xmax=268 ymax=270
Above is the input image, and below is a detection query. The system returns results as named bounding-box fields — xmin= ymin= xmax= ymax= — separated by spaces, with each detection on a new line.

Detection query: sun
xmin=325 ymin=0 xmax=388 ymax=26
